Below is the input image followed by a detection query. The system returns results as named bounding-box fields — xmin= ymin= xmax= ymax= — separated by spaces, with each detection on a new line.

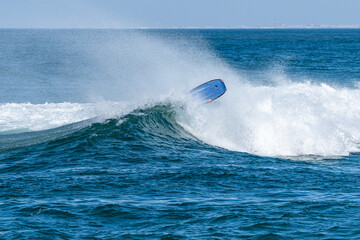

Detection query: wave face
xmin=1 ymin=29 xmax=360 ymax=239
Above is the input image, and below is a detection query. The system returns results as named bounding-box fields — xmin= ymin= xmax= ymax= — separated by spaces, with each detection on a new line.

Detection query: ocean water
xmin=1 ymin=29 xmax=360 ymax=239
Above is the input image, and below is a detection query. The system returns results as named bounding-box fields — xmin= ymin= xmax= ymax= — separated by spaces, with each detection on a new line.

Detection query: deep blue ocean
xmin=1 ymin=29 xmax=360 ymax=239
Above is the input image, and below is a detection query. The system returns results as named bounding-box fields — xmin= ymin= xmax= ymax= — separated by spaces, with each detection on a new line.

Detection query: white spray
xmin=179 ymin=78 xmax=360 ymax=157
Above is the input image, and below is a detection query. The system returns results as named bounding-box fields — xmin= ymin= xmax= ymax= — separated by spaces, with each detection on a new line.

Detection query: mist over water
xmin=84 ymin=31 xmax=232 ymax=101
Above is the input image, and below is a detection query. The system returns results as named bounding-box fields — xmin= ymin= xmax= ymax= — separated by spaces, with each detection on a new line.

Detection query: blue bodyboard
xmin=190 ymin=79 xmax=227 ymax=103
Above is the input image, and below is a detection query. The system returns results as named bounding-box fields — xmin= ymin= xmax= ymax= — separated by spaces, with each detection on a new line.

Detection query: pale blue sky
xmin=0 ymin=0 xmax=359 ymax=28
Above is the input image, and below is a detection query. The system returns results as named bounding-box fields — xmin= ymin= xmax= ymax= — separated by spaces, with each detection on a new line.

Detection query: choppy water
xmin=1 ymin=29 xmax=360 ymax=239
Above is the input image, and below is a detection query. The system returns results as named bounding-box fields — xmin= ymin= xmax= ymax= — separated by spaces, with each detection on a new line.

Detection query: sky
xmin=0 ymin=0 xmax=359 ymax=28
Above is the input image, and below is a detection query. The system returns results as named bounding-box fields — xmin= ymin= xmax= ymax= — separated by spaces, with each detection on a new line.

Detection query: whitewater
xmin=2 ymin=79 xmax=360 ymax=157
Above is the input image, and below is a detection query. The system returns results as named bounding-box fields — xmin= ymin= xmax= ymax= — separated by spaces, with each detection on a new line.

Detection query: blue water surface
xmin=1 ymin=29 xmax=360 ymax=239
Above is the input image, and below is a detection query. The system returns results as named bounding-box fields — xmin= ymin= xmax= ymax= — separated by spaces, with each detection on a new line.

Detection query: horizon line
xmin=1 ymin=25 xmax=360 ymax=30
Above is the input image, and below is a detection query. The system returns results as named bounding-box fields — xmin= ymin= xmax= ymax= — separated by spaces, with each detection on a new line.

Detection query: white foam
xmin=0 ymin=102 xmax=93 ymax=133
xmin=179 ymin=80 xmax=360 ymax=157
xmin=0 ymin=101 xmax=134 ymax=134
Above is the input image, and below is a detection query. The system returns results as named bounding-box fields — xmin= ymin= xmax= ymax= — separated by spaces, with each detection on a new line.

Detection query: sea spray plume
xmin=0 ymin=30 xmax=240 ymax=133
xmin=83 ymin=30 xmax=237 ymax=103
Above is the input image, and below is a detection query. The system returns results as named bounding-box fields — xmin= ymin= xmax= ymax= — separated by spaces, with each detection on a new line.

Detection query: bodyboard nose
xmin=190 ymin=79 xmax=227 ymax=103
